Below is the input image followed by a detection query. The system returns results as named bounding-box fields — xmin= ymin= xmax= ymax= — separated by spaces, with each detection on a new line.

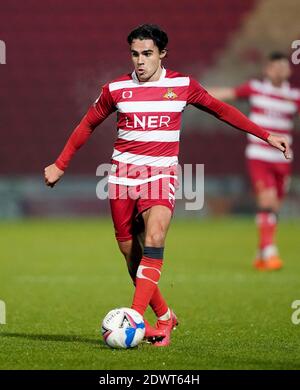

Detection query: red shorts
xmin=109 ymin=177 xmax=177 ymax=242
xmin=247 ymin=159 xmax=291 ymax=200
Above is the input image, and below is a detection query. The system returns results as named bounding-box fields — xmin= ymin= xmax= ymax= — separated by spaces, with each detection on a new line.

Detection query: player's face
xmin=265 ymin=59 xmax=292 ymax=85
xmin=130 ymin=39 xmax=166 ymax=82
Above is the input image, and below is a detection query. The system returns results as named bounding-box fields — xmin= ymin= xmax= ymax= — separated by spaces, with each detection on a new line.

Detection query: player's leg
xmin=118 ymin=230 xmax=175 ymax=340
xmin=267 ymin=162 xmax=292 ymax=266
xmin=255 ymin=187 xmax=281 ymax=267
xmin=247 ymin=159 xmax=282 ymax=270
xmin=129 ymin=177 xmax=178 ymax=345
xmin=109 ymin=184 xmax=166 ymax=340
xmin=117 ymin=214 xmax=144 ymax=281
xmin=132 ymin=227 xmax=173 ymax=320
xmin=117 ymin=238 xmax=166 ymax=341
xmin=117 ymin=239 xmax=138 ymax=280
xmin=131 ymin=205 xmax=177 ymax=346
xmin=131 ymin=204 xmax=171 ymax=316
xmin=117 ymin=217 xmax=170 ymax=320
xmin=142 ymin=207 xmax=177 ymax=325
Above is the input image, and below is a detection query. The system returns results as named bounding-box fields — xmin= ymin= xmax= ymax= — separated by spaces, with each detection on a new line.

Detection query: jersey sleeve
xmin=55 ymin=84 xmax=116 ymax=171
xmin=89 ymin=84 xmax=116 ymax=123
xmin=187 ymin=78 xmax=269 ymax=142
xmin=234 ymin=81 xmax=253 ymax=99
xmin=187 ymin=78 xmax=213 ymax=106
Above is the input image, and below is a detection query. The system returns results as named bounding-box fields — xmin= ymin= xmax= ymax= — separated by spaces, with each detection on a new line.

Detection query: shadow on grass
xmin=0 ymin=332 xmax=107 ymax=348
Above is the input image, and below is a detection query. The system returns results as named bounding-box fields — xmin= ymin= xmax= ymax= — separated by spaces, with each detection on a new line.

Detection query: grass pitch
xmin=0 ymin=217 xmax=300 ymax=370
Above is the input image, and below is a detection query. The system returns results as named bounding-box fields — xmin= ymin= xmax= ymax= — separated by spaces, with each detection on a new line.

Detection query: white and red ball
xmin=101 ymin=308 xmax=145 ymax=349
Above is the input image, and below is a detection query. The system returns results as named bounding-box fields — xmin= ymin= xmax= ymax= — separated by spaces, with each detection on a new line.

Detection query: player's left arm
xmin=188 ymin=79 xmax=291 ymax=160
xmin=44 ymin=84 xmax=116 ymax=187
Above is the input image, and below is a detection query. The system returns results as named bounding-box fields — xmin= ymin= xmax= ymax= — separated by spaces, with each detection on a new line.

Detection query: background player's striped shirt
xmin=235 ymin=79 xmax=300 ymax=163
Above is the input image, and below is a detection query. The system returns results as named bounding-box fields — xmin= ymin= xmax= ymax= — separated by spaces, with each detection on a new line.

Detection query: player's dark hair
xmin=268 ymin=51 xmax=288 ymax=62
xmin=127 ymin=24 xmax=168 ymax=52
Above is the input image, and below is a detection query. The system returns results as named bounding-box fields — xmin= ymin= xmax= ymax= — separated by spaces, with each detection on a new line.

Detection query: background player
xmin=209 ymin=52 xmax=300 ymax=270
xmin=44 ymin=26 xmax=291 ymax=346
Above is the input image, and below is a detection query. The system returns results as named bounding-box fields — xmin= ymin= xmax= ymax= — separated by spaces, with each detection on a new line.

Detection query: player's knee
xmin=257 ymin=188 xmax=279 ymax=210
xmin=257 ymin=197 xmax=278 ymax=212
xmin=145 ymin=229 xmax=165 ymax=247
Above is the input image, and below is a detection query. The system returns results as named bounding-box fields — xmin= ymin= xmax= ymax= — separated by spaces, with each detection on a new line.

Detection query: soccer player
xmin=209 ymin=52 xmax=300 ymax=271
xmin=44 ymin=25 xmax=290 ymax=346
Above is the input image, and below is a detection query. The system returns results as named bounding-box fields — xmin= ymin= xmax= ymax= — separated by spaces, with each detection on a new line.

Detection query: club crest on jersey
xmin=122 ymin=90 xmax=133 ymax=99
xmin=163 ymin=88 xmax=178 ymax=100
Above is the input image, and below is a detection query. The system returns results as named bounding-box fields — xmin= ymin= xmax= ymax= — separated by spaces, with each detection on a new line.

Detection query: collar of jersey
xmin=264 ymin=78 xmax=290 ymax=92
xmin=131 ymin=67 xmax=166 ymax=85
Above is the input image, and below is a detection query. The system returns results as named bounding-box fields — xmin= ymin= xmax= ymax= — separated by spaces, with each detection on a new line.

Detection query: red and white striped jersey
xmin=91 ymin=67 xmax=216 ymax=186
xmin=235 ymin=79 xmax=300 ymax=163
xmin=55 ymin=68 xmax=271 ymax=182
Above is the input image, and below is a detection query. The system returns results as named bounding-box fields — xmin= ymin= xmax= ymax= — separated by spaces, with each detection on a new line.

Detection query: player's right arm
xmin=207 ymin=87 xmax=237 ymax=101
xmin=44 ymin=84 xmax=116 ymax=187
xmin=208 ymin=81 xmax=253 ymax=102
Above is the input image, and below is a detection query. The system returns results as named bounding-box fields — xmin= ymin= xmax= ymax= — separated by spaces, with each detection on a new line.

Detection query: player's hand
xmin=44 ymin=164 xmax=64 ymax=187
xmin=267 ymin=134 xmax=292 ymax=160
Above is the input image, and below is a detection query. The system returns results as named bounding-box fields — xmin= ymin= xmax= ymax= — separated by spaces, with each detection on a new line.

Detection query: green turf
xmin=0 ymin=217 xmax=300 ymax=370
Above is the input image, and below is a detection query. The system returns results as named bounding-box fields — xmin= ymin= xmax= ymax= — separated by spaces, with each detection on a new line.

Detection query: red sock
xmin=126 ymin=257 xmax=168 ymax=318
xmin=130 ymin=276 xmax=168 ymax=318
xmin=256 ymin=211 xmax=277 ymax=250
xmin=149 ymin=287 xmax=169 ymax=318
xmin=131 ymin=256 xmax=163 ymax=316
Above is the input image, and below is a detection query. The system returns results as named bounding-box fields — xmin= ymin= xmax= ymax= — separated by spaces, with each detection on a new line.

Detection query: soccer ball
xmin=101 ymin=307 xmax=145 ymax=349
